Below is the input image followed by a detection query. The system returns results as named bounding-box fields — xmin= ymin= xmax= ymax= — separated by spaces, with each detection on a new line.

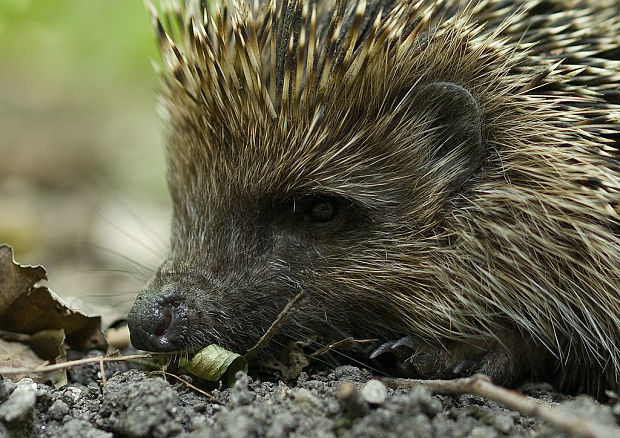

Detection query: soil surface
xmin=2 ymin=360 xmax=620 ymax=438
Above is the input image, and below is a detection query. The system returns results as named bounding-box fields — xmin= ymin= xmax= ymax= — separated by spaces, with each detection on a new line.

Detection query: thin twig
xmin=245 ymin=291 xmax=306 ymax=358
xmin=383 ymin=374 xmax=618 ymax=438
xmin=0 ymin=353 xmax=154 ymax=375
xmin=99 ymin=357 xmax=106 ymax=385
xmin=310 ymin=337 xmax=379 ymax=357
xmin=150 ymin=370 xmax=224 ymax=405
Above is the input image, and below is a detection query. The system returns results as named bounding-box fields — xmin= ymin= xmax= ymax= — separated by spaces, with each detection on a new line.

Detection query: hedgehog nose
xmin=127 ymin=291 xmax=188 ymax=352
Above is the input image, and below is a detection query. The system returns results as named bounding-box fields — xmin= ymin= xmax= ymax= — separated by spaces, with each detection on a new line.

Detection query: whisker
xmin=90 ymin=210 xmax=164 ymax=258
xmin=97 ymin=180 xmax=169 ymax=252
xmin=83 ymin=243 xmax=157 ymax=277
xmin=77 ymin=268 xmax=149 ymax=282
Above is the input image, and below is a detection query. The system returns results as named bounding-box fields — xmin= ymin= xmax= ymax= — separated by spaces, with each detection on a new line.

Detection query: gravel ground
xmin=2 ymin=361 xmax=620 ymax=438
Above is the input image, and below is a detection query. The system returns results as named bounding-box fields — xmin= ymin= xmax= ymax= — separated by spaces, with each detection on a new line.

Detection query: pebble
xmin=0 ymin=380 xmax=36 ymax=423
xmin=361 ymin=380 xmax=387 ymax=405
xmin=48 ymin=399 xmax=70 ymax=421
xmin=294 ymin=388 xmax=322 ymax=414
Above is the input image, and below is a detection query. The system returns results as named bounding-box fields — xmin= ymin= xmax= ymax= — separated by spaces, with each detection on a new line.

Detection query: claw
xmin=392 ymin=336 xmax=415 ymax=350
xmin=369 ymin=340 xmax=396 ymax=359
xmin=369 ymin=336 xmax=414 ymax=359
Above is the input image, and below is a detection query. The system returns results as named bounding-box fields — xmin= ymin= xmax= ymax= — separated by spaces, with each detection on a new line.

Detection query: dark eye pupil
xmin=310 ymin=199 xmax=335 ymax=222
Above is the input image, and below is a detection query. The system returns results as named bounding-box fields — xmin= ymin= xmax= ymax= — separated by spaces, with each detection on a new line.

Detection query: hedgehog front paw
xmin=370 ymin=335 xmax=531 ymax=384
xmin=370 ymin=336 xmax=434 ymax=377
xmin=370 ymin=336 xmax=453 ymax=378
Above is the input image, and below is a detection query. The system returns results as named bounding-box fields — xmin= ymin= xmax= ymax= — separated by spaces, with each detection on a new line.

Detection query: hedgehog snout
xmin=127 ymin=290 xmax=189 ymax=352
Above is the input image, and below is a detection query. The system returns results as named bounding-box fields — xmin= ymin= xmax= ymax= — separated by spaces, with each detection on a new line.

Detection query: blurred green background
xmin=0 ymin=0 xmax=171 ymax=321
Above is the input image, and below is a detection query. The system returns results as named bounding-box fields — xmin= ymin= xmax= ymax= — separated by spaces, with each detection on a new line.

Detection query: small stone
xmin=266 ymin=412 xmax=296 ymax=438
xmin=60 ymin=419 xmax=113 ymax=438
xmin=469 ymin=425 xmax=498 ymax=438
xmin=0 ymin=381 xmax=36 ymax=423
xmin=491 ymin=413 xmax=515 ymax=434
xmin=337 ymin=382 xmax=368 ymax=418
xmin=612 ymin=400 xmax=620 ymax=417
xmin=229 ymin=371 xmax=255 ymax=407
xmin=296 ymin=372 xmax=308 ymax=385
xmin=361 ymin=379 xmax=387 ymax=405
xmin=48 ymin=399 xmax=70 ymax=421
xmin=329 ymin=366 xmax=372 ymax=383
xmin=0 ymin=379 xmax=16 ymax=403
xmin=294 ymin=388 xmax=321 ymax=414
xmin=61 ymin=386 xmax=83 ymax=405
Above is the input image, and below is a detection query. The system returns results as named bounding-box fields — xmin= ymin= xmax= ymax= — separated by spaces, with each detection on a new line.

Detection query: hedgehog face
xmin=127 ymin=78 xmax=485 ymax=354
xmin=126 ymin=0 xmax=489 ymax=355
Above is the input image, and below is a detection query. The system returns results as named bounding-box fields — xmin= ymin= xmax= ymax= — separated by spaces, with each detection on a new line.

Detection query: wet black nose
xmin=127 ymin=291 xmax=189 ymax=352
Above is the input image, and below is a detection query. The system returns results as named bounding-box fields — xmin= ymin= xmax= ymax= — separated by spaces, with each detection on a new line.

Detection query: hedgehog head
xmin=127 ymin=0 xmax=620 ymax=394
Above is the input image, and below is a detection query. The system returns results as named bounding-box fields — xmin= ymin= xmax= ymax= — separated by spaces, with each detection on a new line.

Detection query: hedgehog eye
xmin=307 ymin=197 xmax=337 ymax=223
xmin=291 ymin=195 xmax=339 ymax=224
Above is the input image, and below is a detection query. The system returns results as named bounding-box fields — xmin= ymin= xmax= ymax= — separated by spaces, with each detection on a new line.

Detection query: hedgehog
xmin=126 ymin=0 xmax=620 ymax=396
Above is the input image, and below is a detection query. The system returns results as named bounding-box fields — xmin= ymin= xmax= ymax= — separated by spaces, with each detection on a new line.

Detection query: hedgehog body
xmin=127 ymin=0 xmax=620 ymax=395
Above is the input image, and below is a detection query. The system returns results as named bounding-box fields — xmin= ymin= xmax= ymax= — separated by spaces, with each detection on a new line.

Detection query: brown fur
xmin=130 ymin=0 xmax=620 ymax=396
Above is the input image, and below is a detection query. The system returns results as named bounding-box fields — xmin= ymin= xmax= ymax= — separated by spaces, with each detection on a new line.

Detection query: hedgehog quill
xmin=127 ymin=0 xmax=620 ymax=396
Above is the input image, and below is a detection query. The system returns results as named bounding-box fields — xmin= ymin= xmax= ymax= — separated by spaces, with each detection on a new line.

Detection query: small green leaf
xmin=180 ymin=344 xmax=248 ymax=385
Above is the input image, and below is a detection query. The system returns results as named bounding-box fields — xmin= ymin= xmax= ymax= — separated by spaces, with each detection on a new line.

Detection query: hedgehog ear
xmin=419 ymin=82 xmax=484 ymax=190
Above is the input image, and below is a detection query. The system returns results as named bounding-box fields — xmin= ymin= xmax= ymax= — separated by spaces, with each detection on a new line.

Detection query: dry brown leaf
xmin=0 ymin=244 xmax=106 ymax=351
xmin=0 ymin=245 xmax=106 ymax=360
xmin=0 ymin=244 xmax=46 ymax=311
xmin=0 ymin=328 xmax=66 ymax=362
xmin=0 ymin=337 xmax=67 ymax=387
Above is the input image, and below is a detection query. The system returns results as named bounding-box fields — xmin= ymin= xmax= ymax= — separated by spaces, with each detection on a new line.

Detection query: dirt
xmin=2 ymin=358 xmax=620 ymax=438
